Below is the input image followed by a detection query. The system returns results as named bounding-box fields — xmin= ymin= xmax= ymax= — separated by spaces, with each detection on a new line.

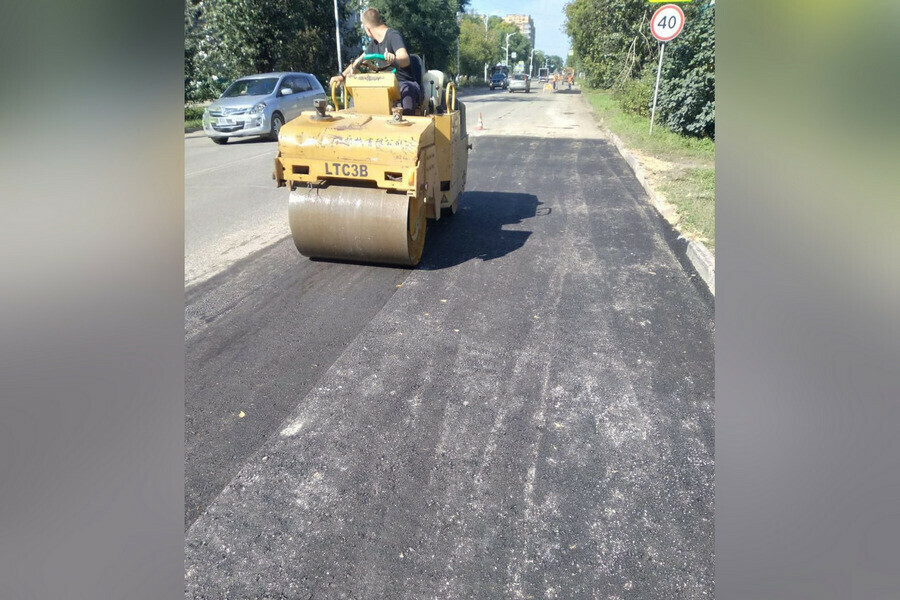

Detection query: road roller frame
xmin=274 ymin=55 xmax=469 ymax=266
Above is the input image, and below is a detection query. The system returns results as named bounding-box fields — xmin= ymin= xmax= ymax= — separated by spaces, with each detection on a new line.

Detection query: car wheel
xmin=212 ymin=137 xmax=228 ymax=145
xmin=269 ymin=112 xmax=284 ymax=141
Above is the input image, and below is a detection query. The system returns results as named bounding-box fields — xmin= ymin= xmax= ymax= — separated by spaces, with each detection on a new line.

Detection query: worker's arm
xmin=330 ymin=54 xmax=365 ymax=87
xmin=386 ymin=47 xmax=410 ymax=68
xmin=382 ymin=30 xmax=411 ymax=68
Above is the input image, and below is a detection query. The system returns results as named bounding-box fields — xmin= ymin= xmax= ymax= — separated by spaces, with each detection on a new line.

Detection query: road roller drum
xmin=288 ymin=185 xmax=426 ymax=266
xmin=274 ymin=53 xmax=468 ymax=267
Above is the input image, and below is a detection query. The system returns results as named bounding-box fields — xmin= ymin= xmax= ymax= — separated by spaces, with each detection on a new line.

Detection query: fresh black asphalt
xmin=185 ymin=134 xmax=715 ymax=598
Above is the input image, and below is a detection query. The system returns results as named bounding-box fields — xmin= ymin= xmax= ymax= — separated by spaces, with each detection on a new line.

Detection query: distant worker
xmin=330 ymin=8 xmax=422 ymax=115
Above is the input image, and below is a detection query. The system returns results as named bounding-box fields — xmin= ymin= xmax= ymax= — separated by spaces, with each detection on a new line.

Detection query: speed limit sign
xmin=650 ymin=4 xmax=685 ymax=42
xmin=648 ymin=3 xmax=686 ymax=134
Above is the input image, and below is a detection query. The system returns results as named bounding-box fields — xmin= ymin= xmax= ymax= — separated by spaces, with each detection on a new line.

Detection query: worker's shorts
xmin=399 ymin=81 xmax=423 ymax=115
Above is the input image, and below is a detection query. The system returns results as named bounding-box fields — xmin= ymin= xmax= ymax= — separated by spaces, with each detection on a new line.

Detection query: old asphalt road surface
xmin=185 ymin=86 xmax=714 ymax=598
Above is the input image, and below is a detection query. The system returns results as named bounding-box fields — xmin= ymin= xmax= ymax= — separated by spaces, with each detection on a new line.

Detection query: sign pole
xmin=650 ymin=42 xmax=665 ymax=135
xmin=648 ymin=3 xmax=686 ymax=134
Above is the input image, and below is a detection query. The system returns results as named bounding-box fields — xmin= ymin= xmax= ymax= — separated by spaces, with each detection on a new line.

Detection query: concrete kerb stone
xmin=591 ymin=108 xmax=715 ymax=296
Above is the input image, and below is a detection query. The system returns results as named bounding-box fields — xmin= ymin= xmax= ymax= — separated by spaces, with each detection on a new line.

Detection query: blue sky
xmin=468 ymin=0 xmax=571 ymax=58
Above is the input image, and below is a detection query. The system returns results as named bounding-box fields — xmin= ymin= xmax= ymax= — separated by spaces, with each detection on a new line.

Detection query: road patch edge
xmin=592 ymin=110 xmax=715 ymax=296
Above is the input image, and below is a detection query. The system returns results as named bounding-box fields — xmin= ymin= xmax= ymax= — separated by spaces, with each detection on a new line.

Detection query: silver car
xmin=508 ymin=73 xmax=531 ymax=93
xmin=203 ymin=72 xmax=326 ymax=144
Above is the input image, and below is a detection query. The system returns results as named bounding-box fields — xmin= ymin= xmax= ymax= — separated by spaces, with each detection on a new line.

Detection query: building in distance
xmin=503 ymin=14 xmax=535 ymax=48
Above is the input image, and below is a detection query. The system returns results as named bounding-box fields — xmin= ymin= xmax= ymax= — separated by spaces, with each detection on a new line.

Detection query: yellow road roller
xmin=274 ymin=53 xmax=469 ymax=266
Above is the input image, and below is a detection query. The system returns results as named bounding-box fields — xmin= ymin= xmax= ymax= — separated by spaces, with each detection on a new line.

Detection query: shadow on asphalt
xmin=220 ymin=136 xmax=276 ymax=145
xmin=187 ymin=134 xmax=276 ymax=146
xmin=420 ymin=191 xmax=543 ymax=270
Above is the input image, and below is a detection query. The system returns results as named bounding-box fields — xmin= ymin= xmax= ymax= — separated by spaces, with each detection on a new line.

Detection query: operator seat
xmin=421 ymin=69 xmax=446 ymax=114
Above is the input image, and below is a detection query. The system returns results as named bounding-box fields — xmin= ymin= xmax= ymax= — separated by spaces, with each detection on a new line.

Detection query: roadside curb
xmin=599 ymin=119 xmax=715 ymax=297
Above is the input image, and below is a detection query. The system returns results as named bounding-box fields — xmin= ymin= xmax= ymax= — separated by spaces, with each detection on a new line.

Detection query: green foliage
xmin=508 ymin=32 xmax=531 ymax=68
xmin=185 ymin=0 xmax=361 ymax=102
xmin=545 ymin=55 xmax=564 ymax=72
xmin=459 ymin=14 xmax=492 ymax=77
xmin=369 ymin=0 xmax=465 ymax=72
xmin=565 ymin=0 xmax=715 ymax=138
xmin=613 ymin=66 xmax=653 ymax=117
xmin=532 ymin=49 xmax=546 ymax=73
xmin=456 ymin=10 xmax=532 ymax=78
xmin=185 ymin=105 xmax=205 ymax=121
xmin=564 ymin=0 xmax=653 ymax=88
xmin=657 ymin=3 xmax=715 ymax=138
xmin=184 ymin=1 xmax=212 ymax=102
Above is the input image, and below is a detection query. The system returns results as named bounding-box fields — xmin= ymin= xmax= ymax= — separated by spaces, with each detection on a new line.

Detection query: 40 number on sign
xmin=650 ymin=4 xmax=685 ymax=42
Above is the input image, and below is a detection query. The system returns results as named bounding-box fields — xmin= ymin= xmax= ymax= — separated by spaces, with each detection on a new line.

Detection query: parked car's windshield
xmin=221 ymin=78 xmax=279 ymax=98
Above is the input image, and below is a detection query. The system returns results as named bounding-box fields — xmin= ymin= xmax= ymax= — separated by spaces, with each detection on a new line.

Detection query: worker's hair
xmin=361 ymin=8 xmax=384 ymax=26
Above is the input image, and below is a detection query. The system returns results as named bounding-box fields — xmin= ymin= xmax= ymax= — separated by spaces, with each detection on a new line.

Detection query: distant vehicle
xmin=538 ymin=67 xmax=550 ymax=82
xmin=203 ymin=72 xmax=326 ymax=144
xmin=490 ymin=64 xmax=510 ymax=78
xmin=489 ymin=72 xmax=509 ymax=90
xmin=508 ymin=73 xmax=530 ymax=93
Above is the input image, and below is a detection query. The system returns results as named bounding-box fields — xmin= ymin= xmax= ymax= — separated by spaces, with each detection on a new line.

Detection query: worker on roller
xmin=330 ymin=7 xmax=423 ymax=115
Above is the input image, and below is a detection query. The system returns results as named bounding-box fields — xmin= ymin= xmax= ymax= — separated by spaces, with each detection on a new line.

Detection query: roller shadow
xmin=419 ymin=191 xmax=544 ymax=270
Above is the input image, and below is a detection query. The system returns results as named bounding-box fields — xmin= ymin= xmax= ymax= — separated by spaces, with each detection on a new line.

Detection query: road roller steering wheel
xmin=356 ymin=53 xmax=395 ymax=74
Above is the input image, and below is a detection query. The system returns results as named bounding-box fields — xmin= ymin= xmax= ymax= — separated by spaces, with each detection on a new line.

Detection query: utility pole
xmin=529 ymin=47 xmax=534 ymax=76
xmin=483 ymin=15 xmax=489 ymax=82
xmin=502 ymin=33 xmax=512 ymax=67
xmin=456 ymin=12 xmax=460 ymax=80
xmin=333 ymin=0 xmax=342 ymax=72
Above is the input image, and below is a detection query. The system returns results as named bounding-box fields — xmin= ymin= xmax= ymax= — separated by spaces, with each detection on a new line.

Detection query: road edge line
xmin=591 ymin=107 xmax=715 ymax=297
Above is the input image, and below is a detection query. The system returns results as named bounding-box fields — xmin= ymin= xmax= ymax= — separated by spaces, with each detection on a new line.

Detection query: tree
xmin=487 ymin=20 xmax=530 ymax=68
xmin=184 ymin=0 xmax=204 ymax=102
xmin=546 ymin=55 xmax=564 ymax=72
xmin=505 ymin=32 xmax=531 ymax=69
xmin=564 ymin=0 xmax=653 ymax=88
xmin=657 ymin=2 xmax=715 ymax=138
xmin=458 ymin=13 xmax=492 ymax=77
xmin=185 ymin=0 xmax=361 ymax=101
xmin=563 ymin=0 xmax=715 ymax=138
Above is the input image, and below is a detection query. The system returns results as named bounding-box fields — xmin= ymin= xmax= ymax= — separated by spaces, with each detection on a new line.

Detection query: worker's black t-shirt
xmin=365 ymin=28 xmax=415 ymax=83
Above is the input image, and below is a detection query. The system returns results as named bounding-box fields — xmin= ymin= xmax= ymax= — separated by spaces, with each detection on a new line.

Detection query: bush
xmin=457 ymin=75 xmax=487 ymax=88
xmin=613 ymin=68 xmax=654 ymax=117
xmin=657 ymin=3 xmax=715 ymax=138
xmin=185 ymin=105 xmax=205 ymax=121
